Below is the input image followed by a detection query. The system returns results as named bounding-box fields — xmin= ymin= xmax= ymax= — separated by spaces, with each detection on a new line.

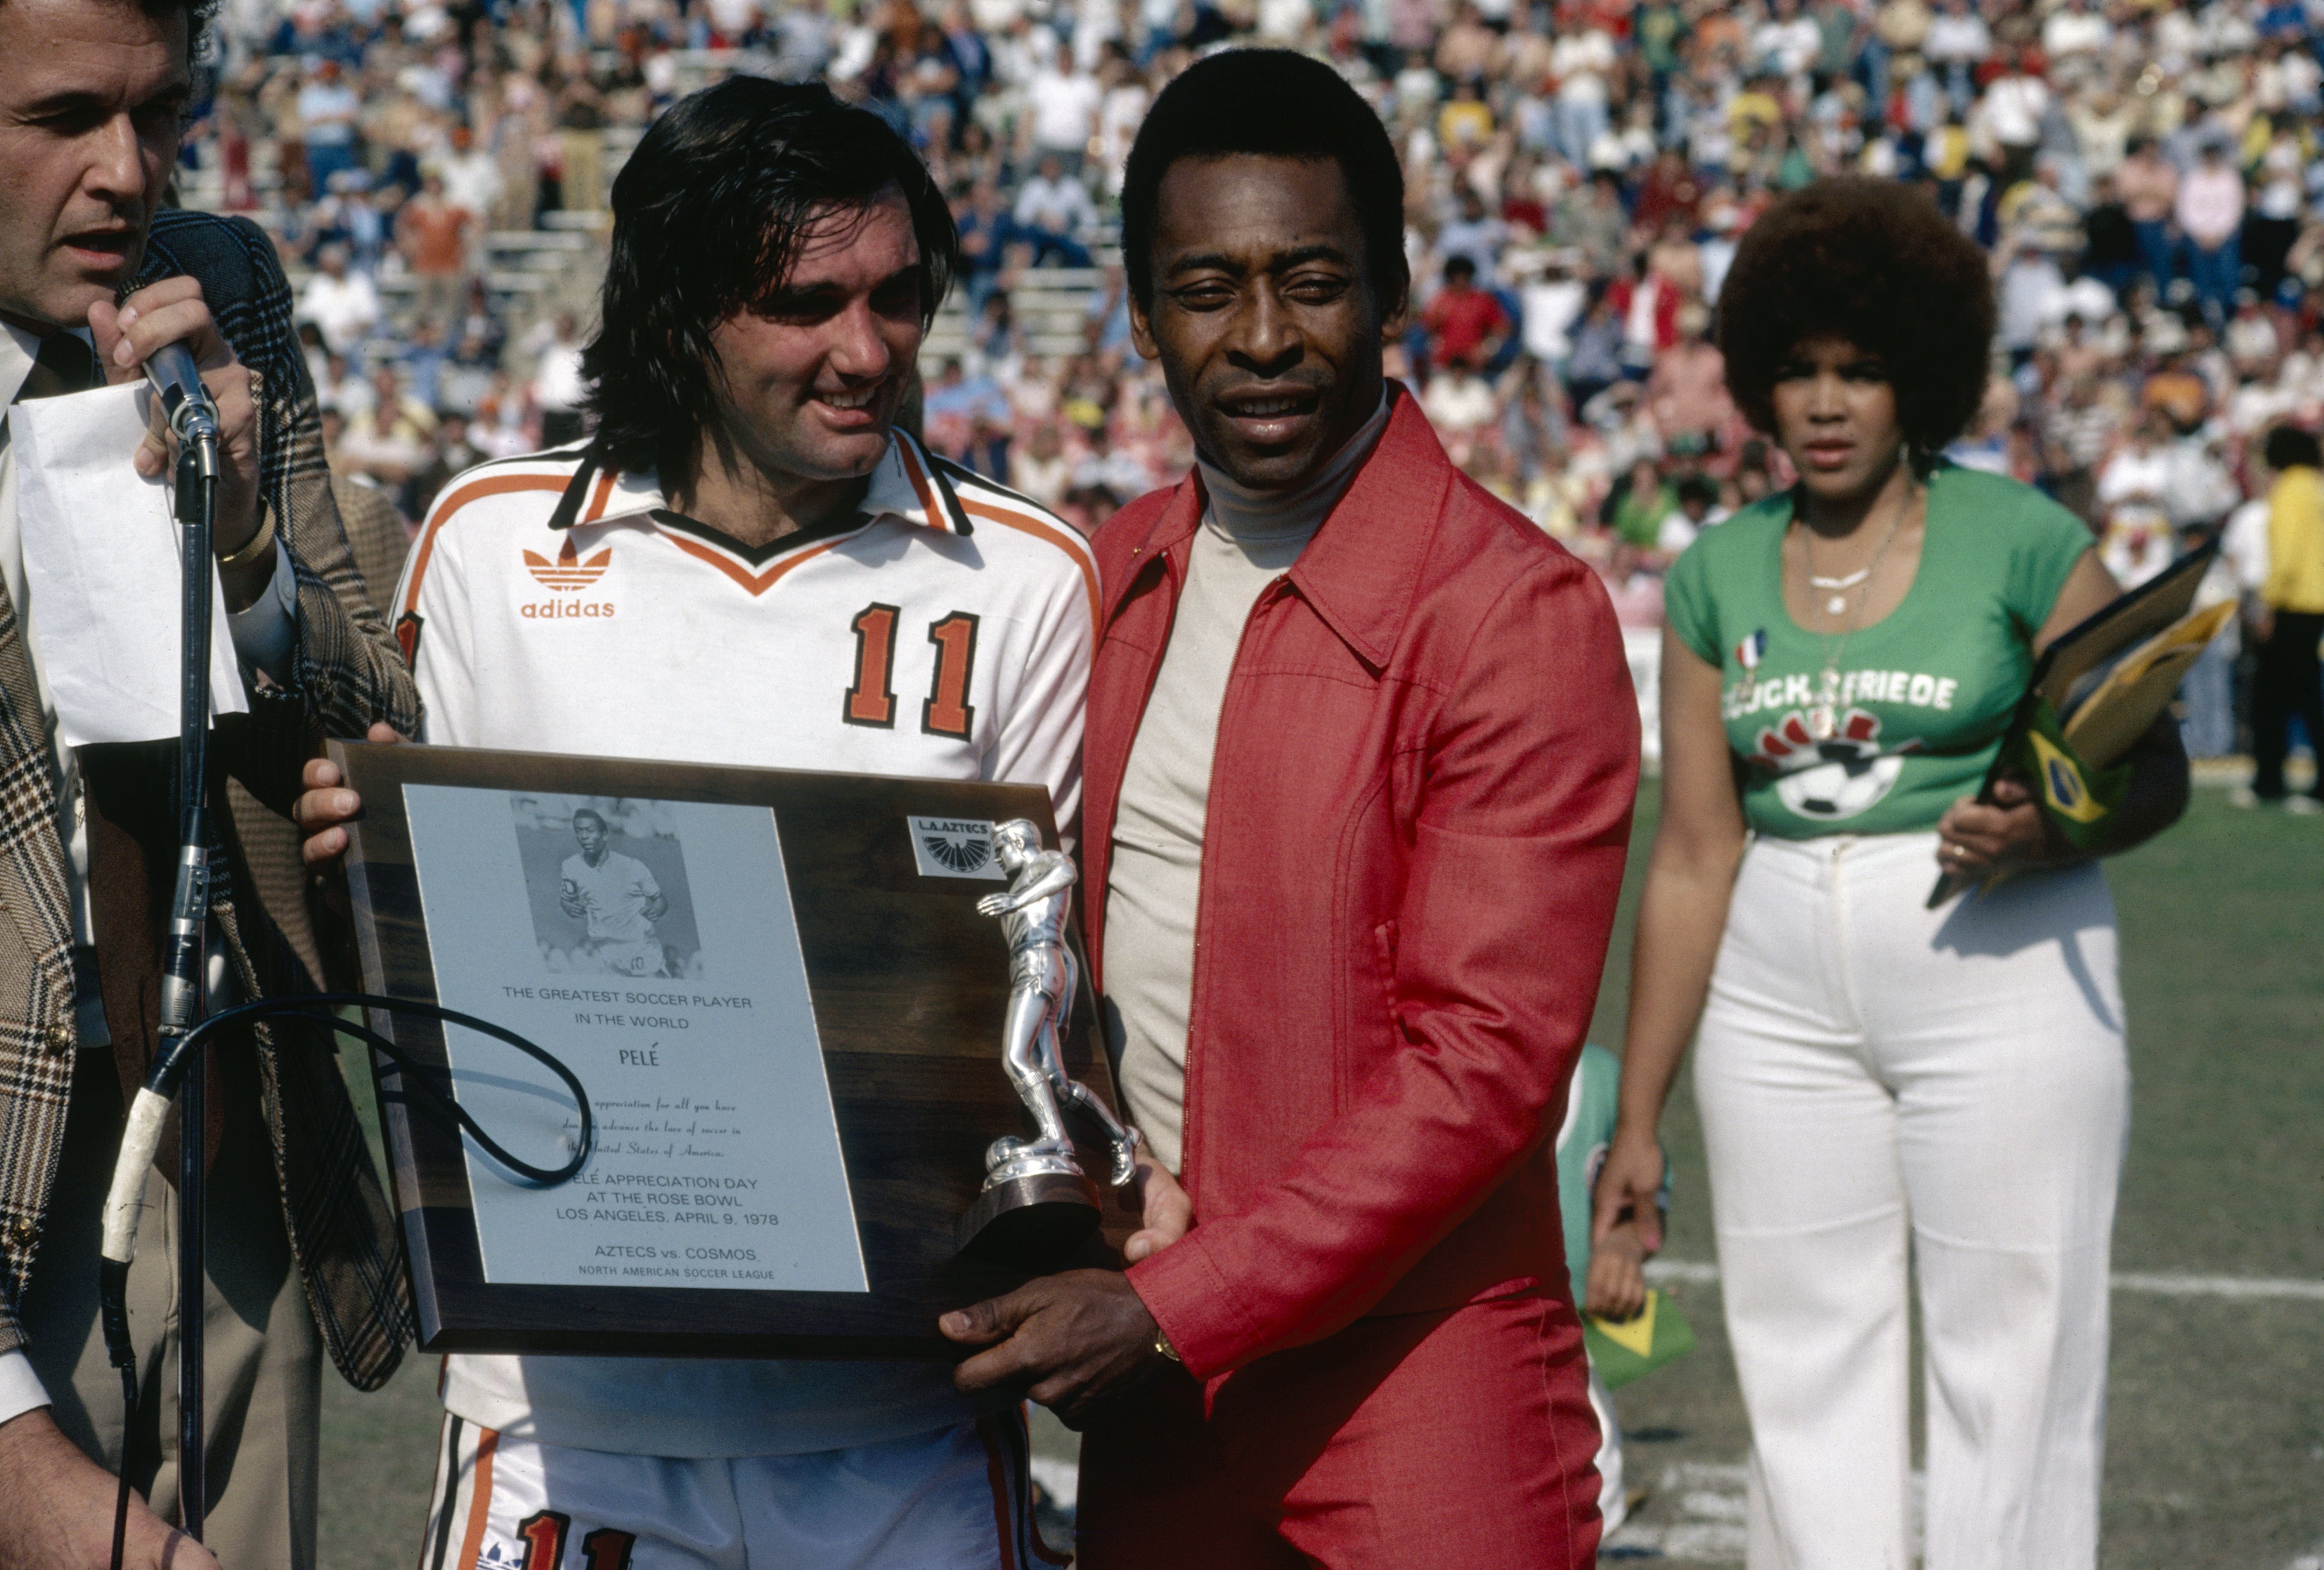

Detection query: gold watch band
xmin=1153 ymin=1329 xmax=1181 ymax=1364
xmin=217 ymin=511 xmax=276 ymax=573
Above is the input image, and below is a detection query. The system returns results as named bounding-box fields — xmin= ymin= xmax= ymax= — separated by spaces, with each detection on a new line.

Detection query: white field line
xmin=1646 ymin=1260 xmax=2324 ymax=1301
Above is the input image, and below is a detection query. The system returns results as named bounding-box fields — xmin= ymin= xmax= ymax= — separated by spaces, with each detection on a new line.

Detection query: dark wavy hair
xmin=1716 ymin=177 xmax=1995 ymax=464
xmin=93 ymin=0 xmax=220 ymax=62
xmin=580 ymin=79 xmax=956 ymax=480
xmin=1120 ymin=49 xmax=1407 ymax=317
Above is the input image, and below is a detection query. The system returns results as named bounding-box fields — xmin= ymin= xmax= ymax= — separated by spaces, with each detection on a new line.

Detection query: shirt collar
xmin=857 ymin=428 xmax=974 ymax=536
xmin=568 ymin=428 xmax=973 ymax=538
xmin=1 ymin=322 xmax=42 ymax=409
xmin=1 ymin=322 xmax=101 ymax=412
xmin=1100 ymin=384 xmax=1453 ymax=670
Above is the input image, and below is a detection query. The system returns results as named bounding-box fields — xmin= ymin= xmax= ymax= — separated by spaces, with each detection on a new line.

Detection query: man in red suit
xmin=941 ymin=50 xmax=1639 ymax=1568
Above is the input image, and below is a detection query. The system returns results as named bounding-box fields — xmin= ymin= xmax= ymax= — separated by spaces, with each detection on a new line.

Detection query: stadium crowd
xmin=183 ymin=0 xmax=2324 ymax=757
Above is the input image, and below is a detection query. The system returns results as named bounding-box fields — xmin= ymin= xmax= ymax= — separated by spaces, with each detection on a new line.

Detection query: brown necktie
xmin=14 ymin=331 xmax=102 ymax=402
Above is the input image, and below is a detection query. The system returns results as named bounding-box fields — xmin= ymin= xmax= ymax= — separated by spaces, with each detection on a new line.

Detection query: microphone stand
xmin=155 ymin=376 xmax=220 ymax=1544
xmin=99 ymin=368 xmax=594 ymax=1570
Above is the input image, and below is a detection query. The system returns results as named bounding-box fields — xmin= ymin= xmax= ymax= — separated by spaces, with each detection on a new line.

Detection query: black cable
xmin=325 ymin=1012 xmax=587 ymax=1184
xmin=110 ymin=1363 xmax=134 ymax=1570
xmin=106 ymin=993 xmax=591 ymax=1570
xmin=144 ymin=993 xmax=593 ymax=1183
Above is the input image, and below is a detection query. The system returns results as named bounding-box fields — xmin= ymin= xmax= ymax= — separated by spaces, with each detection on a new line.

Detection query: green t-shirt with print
xmin=1663 ymin=464 xmax=2093 ymax=839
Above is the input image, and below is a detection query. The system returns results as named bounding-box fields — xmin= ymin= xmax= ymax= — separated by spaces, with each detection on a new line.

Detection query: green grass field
xmin=316 ymin=783 xmax=2323 ymax=1568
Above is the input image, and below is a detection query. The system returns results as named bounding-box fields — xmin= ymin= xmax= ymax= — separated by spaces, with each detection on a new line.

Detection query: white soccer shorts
xmin=417 ymin=1411 xmax=1061 ymax=1570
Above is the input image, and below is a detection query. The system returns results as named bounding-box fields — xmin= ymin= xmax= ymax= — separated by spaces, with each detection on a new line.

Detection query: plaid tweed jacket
xmin=0 ymin=210 xmax=422 ymax=1390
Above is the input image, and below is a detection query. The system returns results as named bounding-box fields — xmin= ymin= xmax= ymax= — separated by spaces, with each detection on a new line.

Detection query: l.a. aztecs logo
xmin=524 ymin=536 xmax=612 ymax=590
xmin=923 ymin=830 xmax=991 ymax=874
xmin=1753 ymin=707 xmax=1921 ymax=821
xmin=905 ymin=815 xmax=1008 ymax=880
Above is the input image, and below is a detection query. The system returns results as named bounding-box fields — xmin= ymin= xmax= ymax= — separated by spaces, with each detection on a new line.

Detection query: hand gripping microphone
xmin=142 ymin=341 xmax=221 ymax=531
xmin=140 ymin=340 xmax=221 ymax=447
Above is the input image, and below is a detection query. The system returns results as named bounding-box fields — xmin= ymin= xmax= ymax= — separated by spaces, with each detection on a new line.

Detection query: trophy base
xmin=956 ymin=1167 xmax=1103 ymax=1267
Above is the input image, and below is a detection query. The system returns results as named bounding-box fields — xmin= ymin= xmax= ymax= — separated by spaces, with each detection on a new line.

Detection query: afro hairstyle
xmin=1716 ymin=177 xmax=1995 ymax=463
xmin=1119 ymin=49 xmax=1406 ymax=317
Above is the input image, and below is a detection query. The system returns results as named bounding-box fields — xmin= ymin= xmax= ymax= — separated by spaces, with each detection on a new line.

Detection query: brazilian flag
xmin=2009 ymin=697 xmax=2132 ymax=853
xmin=1584 ymin=1289 xmax=1697 ymax=1389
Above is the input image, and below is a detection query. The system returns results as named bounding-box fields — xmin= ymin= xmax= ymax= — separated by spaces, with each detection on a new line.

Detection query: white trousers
xmin=1694 ymin=833 xmax=2127 ymax=1570
xmin=1586 ymin=1363 xmax=1629 ymax=1534
xmin=417 ymin=1413 xmax=1049 ymax=1570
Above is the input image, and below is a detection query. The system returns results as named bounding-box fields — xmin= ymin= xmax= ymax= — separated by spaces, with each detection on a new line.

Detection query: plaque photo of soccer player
xmin=511 ymin=793 xmax=708 ymax=978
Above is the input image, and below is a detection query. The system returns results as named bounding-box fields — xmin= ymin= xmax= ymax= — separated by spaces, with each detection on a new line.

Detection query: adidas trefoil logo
xmin=523 ymin=535 xmax=612 ymax=591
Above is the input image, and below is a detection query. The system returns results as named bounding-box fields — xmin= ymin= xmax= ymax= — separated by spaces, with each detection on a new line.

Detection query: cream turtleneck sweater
xmin=1101 ymin=395 xmax=1391 ymax=1172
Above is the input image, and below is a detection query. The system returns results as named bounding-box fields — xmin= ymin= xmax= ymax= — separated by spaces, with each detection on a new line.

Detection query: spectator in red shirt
xmin=1423 ymin=254 xmax=1509 ymax=370
xmin=1631 ymin=147 xmax=1703 ymax=234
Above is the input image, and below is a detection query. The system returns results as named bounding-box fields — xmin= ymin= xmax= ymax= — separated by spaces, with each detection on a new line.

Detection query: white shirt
xmin=1096 ymin=82 xmax=1150 ymax=185
xmin=295 ymin=80 xmax=360 ymax=145
xmin=0 ymin=322 xmax=297 ymax=1428
xmin=530 ymin=339 xmax=587 ymax=413
xmin=2040 ymin=9 xmax=2109 ymax=57
xmin=561 ymin=847 xmax=660 ymax=942
xmin=2222 ymin=496 xmax=2271 ymax=592
xmin=406 ymin=430 xmax=1095 ymax=1457
xmin=1012 ymin=172 xmax=1097 ymax=237
xmin=1753 ymin=15 xmax=1822 ymax=75
xmin=1421 ymin=370 xmax=1498 ymax=433
xmin=2099 ymin=445 xmax=2173 ymax=514
xmin=1922 ymin=10 xmax=1990 ymax=62
xmin=1519 ymin=277 xmax=1587 ymax=362
xmin=295 ymin=270 xmax=380 ymax=357
xmin=1977 ymin=74 xmax=2049 ymax=148
xmin=1026 ymin=66 xmax=1103 ymax=153
xmin=431 ymin=147 xmax=504 ymax=220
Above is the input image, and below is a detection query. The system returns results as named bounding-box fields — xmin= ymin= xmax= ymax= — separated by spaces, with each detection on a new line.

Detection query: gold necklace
xmin=1800 ymin=478 xmax=1913 ymax=741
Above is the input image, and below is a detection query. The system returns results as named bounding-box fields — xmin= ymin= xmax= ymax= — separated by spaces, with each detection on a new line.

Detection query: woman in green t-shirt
xmin=1589 ymin=180 xmax=2189 ymax=1568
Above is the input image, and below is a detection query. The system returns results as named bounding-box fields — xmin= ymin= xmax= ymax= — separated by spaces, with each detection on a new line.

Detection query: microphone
xmin=142 ymin=340 xmax=220 ymax=445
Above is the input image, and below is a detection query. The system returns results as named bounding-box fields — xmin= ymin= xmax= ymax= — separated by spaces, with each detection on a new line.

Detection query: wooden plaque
xmin=329 ymin=740 xmax=1133 ymax=1359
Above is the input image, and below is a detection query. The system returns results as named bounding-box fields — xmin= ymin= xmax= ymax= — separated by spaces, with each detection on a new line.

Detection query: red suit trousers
xmin=1074 ymin=1290 xmax=1603 ymax=1569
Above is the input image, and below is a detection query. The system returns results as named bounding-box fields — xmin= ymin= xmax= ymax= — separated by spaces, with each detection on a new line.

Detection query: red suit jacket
xmin=1087 ymin=391 xmax=1640 ymax=1380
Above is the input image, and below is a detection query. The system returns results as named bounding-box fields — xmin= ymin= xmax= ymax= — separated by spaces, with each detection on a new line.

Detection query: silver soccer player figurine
xmin=974 ymin=819 xmax=1140 ymax=1190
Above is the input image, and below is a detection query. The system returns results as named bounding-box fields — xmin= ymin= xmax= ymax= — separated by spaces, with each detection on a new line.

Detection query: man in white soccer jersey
xmin=295 ymin=79 xmax=1187 ymax=1570
xmin=559 ymin=808 xmax=669 ymax=975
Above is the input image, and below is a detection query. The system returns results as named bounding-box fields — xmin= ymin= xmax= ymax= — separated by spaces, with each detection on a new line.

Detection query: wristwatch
xmin=1153 ymin=1328 xmax=1181 ymax=1364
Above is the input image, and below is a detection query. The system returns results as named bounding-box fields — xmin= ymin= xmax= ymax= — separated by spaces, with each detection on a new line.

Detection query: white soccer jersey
xmin=392 ymin=431 xmax=1095 ymax=1459
xmin=562 ymin=848 xmax=660 ymax=943
xmin=395 ymin=431 xmax=1090 ymax=827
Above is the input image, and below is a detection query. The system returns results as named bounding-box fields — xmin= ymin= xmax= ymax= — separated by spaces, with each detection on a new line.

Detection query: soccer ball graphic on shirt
xmin=1755 ymin=708 xmax=1914 ymax=822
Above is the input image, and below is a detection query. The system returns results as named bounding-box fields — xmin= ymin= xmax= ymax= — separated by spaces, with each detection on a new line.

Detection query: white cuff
xmin=0 ymin=1349 xmax=52 ymax=1428
xmin=225 ymin=535 xmax=299 ymax=688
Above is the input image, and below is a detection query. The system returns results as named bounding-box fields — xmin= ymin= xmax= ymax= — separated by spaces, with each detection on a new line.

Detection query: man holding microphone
xmin=0 ymin=0 xmax=421 ymax=1566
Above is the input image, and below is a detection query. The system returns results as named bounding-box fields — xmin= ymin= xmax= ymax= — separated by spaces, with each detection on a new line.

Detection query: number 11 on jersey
xmin=845 ymin=603 xmax=979 ymax=741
